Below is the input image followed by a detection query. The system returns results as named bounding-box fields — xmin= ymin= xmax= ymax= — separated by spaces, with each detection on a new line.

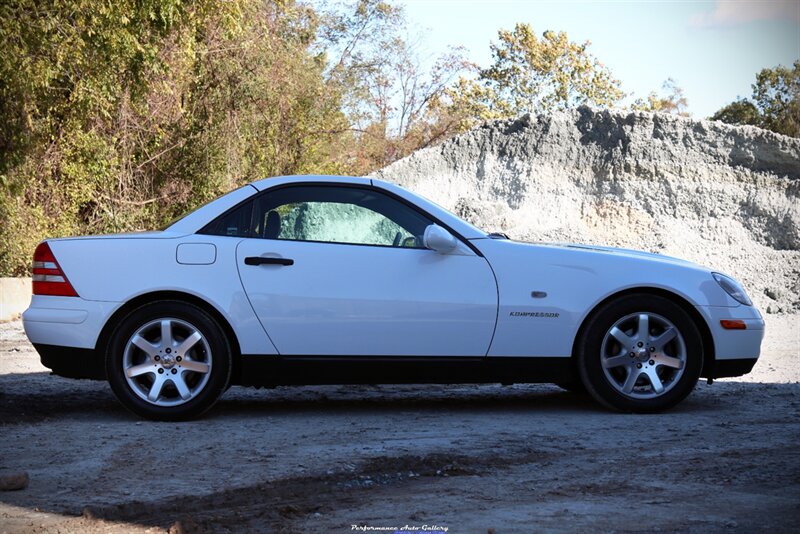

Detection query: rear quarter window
xmin=198 ymin=200 xmax=253 ymax=237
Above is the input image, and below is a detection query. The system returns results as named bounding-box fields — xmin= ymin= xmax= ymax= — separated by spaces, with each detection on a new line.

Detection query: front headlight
xmin=712 ymin=273 xmax=752 ymax=306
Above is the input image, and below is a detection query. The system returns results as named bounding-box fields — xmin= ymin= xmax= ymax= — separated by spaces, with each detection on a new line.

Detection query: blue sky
xmin=396 ymin=0 xmax=800 ymax=117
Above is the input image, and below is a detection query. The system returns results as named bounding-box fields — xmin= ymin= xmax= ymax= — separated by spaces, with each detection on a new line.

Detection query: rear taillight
xmin=32 ymin=242 xmax=79 ymax=297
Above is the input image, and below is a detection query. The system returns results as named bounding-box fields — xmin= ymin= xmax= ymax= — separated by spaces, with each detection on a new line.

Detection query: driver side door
xmin=233 ymin=183 xmax=498 ymax=356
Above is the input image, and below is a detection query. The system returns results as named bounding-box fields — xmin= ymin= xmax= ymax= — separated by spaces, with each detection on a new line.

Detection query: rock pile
xmin=377 ymin=107 xmax=800 ymax=313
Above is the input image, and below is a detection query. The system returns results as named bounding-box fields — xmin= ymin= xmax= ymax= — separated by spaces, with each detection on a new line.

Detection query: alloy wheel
xmin=600 ymin=312 xmax=687 ymax=399
xmin=122 ymin=318 xmax=213 ymax=406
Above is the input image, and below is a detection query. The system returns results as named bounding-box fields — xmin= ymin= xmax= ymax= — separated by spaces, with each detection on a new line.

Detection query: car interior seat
xmin=263 ymin=210 xmax=281 ymax=239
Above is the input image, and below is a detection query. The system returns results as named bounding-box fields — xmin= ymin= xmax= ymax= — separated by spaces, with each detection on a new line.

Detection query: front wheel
xmin=106 ymin=301 xmax=232 ymax=420
xmin=577 ymin=294 xmax=703 ymax=413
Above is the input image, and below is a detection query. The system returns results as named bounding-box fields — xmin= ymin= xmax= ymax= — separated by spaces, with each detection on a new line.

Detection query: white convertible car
xmin=23 ymin=175 xmax=764 ymax=419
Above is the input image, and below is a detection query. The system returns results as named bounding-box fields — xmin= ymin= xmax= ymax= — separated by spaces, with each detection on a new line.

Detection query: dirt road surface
xmin=1 ymin=315 xmax=798 ymax=533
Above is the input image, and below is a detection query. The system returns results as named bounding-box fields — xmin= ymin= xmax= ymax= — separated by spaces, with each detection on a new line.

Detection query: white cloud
xmin=691 ymin=0 xmax=800 ymax=28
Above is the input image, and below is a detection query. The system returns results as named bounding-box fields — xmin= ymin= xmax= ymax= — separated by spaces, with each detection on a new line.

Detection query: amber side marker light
xmin=720 ymin=320 xmax=747 ymax=330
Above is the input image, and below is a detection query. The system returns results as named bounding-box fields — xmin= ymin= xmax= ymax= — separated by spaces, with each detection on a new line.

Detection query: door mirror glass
xmin=423 ymin=224 xmax=458 ymax=253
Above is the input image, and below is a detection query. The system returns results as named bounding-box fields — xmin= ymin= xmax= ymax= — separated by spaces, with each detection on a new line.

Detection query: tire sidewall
xmin=106 ymin=301 xmax=231 ymax=420
xmin=578 ymin=294 xmax=703 ymax=413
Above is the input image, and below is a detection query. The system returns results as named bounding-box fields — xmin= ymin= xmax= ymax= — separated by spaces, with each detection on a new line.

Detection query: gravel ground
xmin=0 ymin=315 xmax=798 ymax=533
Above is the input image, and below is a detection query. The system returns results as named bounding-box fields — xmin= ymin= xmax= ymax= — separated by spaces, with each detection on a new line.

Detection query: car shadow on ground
xmin=0 ymin=371 xmax=607 ymax=423
xmin=4 ymin=371 xmax=795 ymax=424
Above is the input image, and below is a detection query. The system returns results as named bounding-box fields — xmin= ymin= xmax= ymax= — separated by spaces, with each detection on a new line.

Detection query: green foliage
xmin=751 ymin=61 xmax=800 ymax=136
xmin=1 ymin=0 xmax=205 ymax=274
xmin=711 ymin=61 xmax=799 ymax=138
xmin=440 ymin=23 xmax=624 ymax=129
xmin=0 ymin=0 xmax=348 ymax=275
xmin=710 ymin=99 xmax=761 ymax=127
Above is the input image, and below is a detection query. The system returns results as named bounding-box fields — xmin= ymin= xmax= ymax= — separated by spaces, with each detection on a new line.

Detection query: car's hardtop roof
xmin=250 ymin=174 xmax=370 ymax=190
xmin=168 ymin=175 xmax=487 ymax=239
xmin=254 ymin=175 xmax=487 ymax=239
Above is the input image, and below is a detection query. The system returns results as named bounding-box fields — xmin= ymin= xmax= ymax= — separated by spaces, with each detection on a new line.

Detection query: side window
xmin=251 ymin=186 xmax=433 ymax=247
xmin=198 ymin=200 xmax=253 ymax=237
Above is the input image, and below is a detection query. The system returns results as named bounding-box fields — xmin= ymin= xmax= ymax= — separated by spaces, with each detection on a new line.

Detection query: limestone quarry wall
xmin=377 ymin=107 xmax=800 ymax=313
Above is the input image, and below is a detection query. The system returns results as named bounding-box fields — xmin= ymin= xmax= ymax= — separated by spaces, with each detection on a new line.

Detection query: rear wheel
xmin=106 ymin=301 xmax=231 ymax=420
xmin=577 ymin=294 xmax=703 ymax=413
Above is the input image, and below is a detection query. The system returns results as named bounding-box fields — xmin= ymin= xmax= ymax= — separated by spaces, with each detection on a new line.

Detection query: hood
xmin=533 ymin=242 xmax=703 ymax=268
xmin=472 ymin=237 xmax=740 ymax=307
xmin=475 ymin=237 xmax=713 ymax=275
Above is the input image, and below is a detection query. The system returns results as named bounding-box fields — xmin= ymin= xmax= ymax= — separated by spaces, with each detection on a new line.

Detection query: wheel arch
xmin=570 ymin=287 xmax=716 ymax=377
xmin=96 ymin=290 xmax=243 ymax=381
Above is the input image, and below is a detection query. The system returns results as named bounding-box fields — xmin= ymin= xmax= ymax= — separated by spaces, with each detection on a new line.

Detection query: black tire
xmin=577 ymin=293 xmax=703 ymax=413
xmin=106 ymin=300 xmax=232 ymax=421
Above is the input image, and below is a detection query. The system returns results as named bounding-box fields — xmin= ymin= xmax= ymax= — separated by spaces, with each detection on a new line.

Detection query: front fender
xmin=475 ymin=239 xmax=740 ymax=357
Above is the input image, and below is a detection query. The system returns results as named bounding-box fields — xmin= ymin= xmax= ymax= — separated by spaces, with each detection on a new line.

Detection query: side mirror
xmin=423 ymin=224 xmax=458 ymax=254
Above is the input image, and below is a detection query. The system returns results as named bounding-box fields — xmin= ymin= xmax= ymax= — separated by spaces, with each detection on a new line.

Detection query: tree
xmin=751 ymin=61 xmax=800 ymax=136
xmin=317 ymin=0 xmax=471 ymax=171
xmin=0 ymin=0 xmax=351 ymax=276
xmin=709 ymin=99 xmax=761 ymax=127
xmin=439 ymin=23 xmax=624 ymax=129
xmin=711 ymin=61 xmax=799 ymax=137
xmin=0 ymin=0 xmax=217 ymax=275
xmin=632 ymin=78 xmax=689 ymax=116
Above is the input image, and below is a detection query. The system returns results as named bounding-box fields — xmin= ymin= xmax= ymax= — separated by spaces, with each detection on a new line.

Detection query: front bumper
xmin=697 ymin=304 xmax=765 ymax=379
xmin=698 ymin=304 xmax=765 ymax=359
xmin=708 ymin=358 xmax=758 ymax=379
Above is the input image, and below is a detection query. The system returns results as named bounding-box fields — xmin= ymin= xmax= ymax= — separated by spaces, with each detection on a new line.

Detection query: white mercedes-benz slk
xmin=23 ymin=175 xmax=764 ymax=419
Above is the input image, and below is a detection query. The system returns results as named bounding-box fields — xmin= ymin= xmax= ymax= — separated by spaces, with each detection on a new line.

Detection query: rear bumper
xmin=34 ymin=343 xmax=105 ymax=380
xmin=23 ymin=296 xmax=113 ymax=380
xmin=22 ymin=295 xmax=116 ymax=349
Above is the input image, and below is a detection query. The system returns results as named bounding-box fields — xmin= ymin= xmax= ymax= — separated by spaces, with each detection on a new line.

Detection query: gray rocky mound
xmin=377 ymin=107 xmax=800 ymax=313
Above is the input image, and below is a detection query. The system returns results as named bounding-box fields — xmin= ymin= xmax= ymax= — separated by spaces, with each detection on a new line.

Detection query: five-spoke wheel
xmin=107 ymin=301 xmax=231 ymax=420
